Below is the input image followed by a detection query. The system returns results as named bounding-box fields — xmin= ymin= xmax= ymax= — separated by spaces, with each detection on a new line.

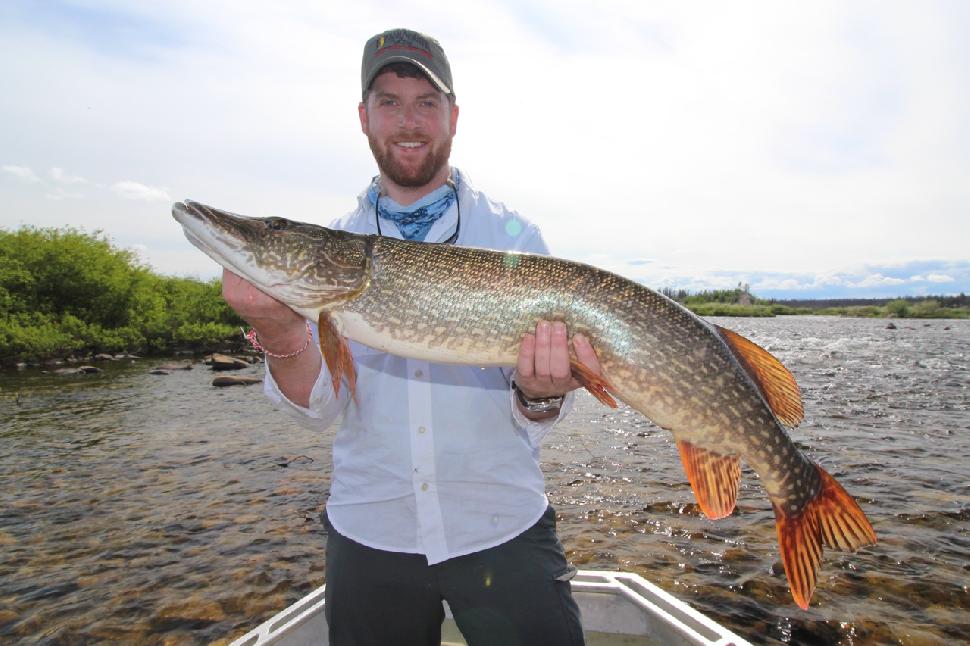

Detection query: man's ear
xmin=450 ymin=102 xmax=459 ymax=137
xmin=359 ymin=101 xmax=368 ymax=134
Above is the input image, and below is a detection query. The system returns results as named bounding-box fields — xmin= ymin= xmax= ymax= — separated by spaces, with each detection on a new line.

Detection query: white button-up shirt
xmin=264 ymin=170 xmax=574 ymax=564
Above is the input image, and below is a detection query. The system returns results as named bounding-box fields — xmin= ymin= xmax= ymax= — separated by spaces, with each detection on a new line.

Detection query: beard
xmin=368 ymin=131 xmax=453 ymax=188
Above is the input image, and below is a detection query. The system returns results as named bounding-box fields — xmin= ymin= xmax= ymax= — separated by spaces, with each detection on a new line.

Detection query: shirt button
xmin=414 ymin=369 xmax=423 ymax=378
xmin=421 ymin=482 xmax=429 ymax=492
xmin=418 ymin=426 xmax=426 ymax=434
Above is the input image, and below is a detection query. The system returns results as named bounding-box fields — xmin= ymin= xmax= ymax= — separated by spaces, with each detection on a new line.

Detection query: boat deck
xmin=229 ymin=570 xmax=752 ymax=646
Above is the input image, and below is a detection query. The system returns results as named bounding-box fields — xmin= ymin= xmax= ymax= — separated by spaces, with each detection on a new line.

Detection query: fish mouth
xmin=171 ymin=200 xmax=321 ymax=316
xmin=172 ymin=201 xmax=254 ymax=282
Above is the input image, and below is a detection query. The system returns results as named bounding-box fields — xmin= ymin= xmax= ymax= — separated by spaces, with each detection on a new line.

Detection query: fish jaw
xmin=171 ymin=200 xmax=371 ymax=315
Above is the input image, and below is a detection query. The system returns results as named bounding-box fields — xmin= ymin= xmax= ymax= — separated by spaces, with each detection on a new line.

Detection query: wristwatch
xmin=513 ymin=382 xmax=565 ymax=414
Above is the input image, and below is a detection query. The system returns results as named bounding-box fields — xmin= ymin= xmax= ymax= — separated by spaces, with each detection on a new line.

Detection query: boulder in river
xmin=77 ymin=366 xmax=102 ymax=374
xmin=156 ymin=362 xmax=193 ymax=371
xmin=209 ymin=354 xmax=251 ymax=371
xmin=212 ymin=375 xmax=262 ymax=387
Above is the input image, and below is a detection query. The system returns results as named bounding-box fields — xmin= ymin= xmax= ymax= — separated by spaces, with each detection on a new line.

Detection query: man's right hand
xmin=222 ymin=269 xmax=307 ymax=356
xmin=222 ymin=269 xmax=321 ymax=407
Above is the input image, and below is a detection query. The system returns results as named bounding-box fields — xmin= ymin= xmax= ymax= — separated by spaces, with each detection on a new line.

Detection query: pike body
xmin=173 ymin=200 xmax=876 ymax=609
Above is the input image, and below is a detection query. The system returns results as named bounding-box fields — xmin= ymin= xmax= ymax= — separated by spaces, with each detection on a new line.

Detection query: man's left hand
xmin=515 ymin=320 xmax=602 ymax=402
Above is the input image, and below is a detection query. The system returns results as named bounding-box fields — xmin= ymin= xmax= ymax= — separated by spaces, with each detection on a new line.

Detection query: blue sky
xmin=1 ymin=0 xmax=968 ymax=300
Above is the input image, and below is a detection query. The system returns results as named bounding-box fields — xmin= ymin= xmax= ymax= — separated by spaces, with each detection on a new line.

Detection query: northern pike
xmin=172 ymin=200 xmax=876 ymax=609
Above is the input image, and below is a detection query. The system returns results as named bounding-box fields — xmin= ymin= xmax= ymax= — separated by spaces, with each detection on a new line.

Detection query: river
xmin=1 ymin=316 xmax=967 ymax=644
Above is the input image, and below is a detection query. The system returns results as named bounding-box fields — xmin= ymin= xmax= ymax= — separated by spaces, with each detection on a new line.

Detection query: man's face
xmin=359 ymin=70 xmax=459 ymax=190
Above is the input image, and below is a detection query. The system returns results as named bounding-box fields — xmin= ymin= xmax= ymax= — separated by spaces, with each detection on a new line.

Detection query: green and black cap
xmin=361 ymin=28 xmax=453 ymax=99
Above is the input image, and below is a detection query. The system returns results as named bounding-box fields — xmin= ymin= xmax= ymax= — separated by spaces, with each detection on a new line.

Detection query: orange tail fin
xmin=318 ymin=313 xmax=357 ymax=404
xmin=773 ymin=465 xmax=877 ymax=609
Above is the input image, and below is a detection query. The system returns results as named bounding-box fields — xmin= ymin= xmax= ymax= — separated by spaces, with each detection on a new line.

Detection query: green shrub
xmin=0 ymin=226 xmax=244 ymax=362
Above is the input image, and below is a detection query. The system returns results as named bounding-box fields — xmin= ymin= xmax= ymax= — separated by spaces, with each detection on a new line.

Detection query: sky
xmin=1 ymin=0 xmax=968 ymax=300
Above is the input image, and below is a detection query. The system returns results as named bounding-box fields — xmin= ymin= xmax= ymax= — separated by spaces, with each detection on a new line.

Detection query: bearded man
xmin=223 ymin=28 xmax=600 ymax=646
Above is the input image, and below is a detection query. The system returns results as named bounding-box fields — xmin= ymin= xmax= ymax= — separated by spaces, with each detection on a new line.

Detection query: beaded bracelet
xmin=242 ymin=321 xmax=313 ymax=359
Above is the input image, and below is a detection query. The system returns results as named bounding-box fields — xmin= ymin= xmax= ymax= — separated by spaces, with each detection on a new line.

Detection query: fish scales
xmin=172 ymin=200 xmax=877 ymax=609
xmin=337 ymin=238 xmax=815 ymax=498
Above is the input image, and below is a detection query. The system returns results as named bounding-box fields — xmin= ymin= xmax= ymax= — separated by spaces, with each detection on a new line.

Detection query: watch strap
xmin=513 ymin=382 xmax=564 ymax=414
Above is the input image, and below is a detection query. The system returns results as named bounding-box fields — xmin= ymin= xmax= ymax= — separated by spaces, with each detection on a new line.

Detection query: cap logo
xmin=372 ymin=43 xmax=432 ymax=59
xmin=378 ymin=35 xmax=384 ymax=48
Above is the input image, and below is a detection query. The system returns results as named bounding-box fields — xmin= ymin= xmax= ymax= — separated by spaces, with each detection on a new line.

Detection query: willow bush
xmin=0 ymin=227 xmax=243 ymax=362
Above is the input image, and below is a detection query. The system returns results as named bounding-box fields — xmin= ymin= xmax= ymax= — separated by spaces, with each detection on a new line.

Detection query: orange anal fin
xmin=570 ymin=359 xmax=618 ymax=408
xmin=317 ymin=313 xmax=357 ymax=404
xmin=716 ymin=325 xmax=804 ymax=427
xmin=772 ymin=464 xmax=877 ymax=610
xmin=675 ymin=440 xmax=741 ymax=520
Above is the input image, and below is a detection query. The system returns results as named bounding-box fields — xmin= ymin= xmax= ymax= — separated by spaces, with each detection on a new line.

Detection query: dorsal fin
xmin=716 ymin=325 xmax=803 ymax=427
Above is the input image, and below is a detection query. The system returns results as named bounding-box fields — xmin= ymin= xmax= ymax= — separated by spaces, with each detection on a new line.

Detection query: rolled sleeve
xmin=263 ymin=344 xmax=346 ymax=429
xmin=508 ymin=369 xmax=576 ymax=448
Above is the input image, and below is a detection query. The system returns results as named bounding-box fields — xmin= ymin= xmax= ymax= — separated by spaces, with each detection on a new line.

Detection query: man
xmin=223 ymin=28 xmax=600 ymax=645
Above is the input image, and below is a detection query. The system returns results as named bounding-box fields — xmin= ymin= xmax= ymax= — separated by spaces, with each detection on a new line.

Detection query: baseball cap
xmin=361 ymin=28 xmax=453 ymax=98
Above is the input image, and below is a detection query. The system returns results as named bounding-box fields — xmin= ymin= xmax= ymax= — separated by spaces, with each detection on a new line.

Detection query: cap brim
xmin=364 ymin=55 xmax=451 ymax=95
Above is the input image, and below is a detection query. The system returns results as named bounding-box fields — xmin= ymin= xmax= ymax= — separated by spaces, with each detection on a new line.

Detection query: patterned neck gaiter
xmin=368 ymin=178 xmax=457 ymax=241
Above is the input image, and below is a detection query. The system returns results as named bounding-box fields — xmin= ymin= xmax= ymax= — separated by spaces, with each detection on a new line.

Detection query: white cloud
xmin=44 ymin=186 xmax=84 ymax=201
xmin=848 ymin=274 xmax=907 ymax=288
xmin=911 ymin=273 xmax=954 ymax=283
xmin=2 ymin=164 xmax=40 ymax=182
xmin=50 ymin=167 xmax=88 ymax=184
xmin=110 ymin=181 xmax=171 ymax=202
xmin=752 ymin=277 xmax=811 ymax=292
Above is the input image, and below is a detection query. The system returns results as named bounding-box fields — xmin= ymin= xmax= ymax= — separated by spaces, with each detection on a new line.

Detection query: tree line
xmin=661 ymin=285 xmax=968 ymax=319
xmin=3 ymin=226 xmax=967 ymax=363
xmin=0 ymin=226 xmax=243 ymax=363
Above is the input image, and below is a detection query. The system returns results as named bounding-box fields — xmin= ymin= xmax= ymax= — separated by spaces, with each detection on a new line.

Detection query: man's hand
xmin=222 ymin=269 xmax=307 ymax=355
xmin=515 ymin=320 xmax=602 ymax=402
xmin=222 ymin=269 xmax=321 ymax=407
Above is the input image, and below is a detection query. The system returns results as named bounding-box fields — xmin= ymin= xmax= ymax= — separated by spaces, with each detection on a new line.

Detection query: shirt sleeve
xmin=506 ymin=368 xmax=577 ymax=448
xmin=262 ymin=323 xmax=349 ymax=429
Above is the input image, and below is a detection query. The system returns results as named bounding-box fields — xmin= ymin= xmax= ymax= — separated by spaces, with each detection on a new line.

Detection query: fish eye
xmin=266 ymin=217 xmax=288 ymax=231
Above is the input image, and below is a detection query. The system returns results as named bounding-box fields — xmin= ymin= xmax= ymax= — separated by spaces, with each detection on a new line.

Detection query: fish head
xmin=172 ymin=200 xmax=369 ymax=314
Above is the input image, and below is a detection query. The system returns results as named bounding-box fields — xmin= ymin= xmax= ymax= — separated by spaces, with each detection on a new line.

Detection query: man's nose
xmin=399 ymin=103 xmax=419 ymax=127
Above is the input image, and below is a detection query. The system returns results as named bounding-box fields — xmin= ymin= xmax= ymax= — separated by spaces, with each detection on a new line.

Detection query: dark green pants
xmin=323 ymin=506 xmax=585 ymax=646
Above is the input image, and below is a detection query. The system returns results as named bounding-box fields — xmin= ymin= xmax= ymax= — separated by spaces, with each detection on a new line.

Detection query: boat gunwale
xmin=228 ymin=569 xmax=752 ymax=646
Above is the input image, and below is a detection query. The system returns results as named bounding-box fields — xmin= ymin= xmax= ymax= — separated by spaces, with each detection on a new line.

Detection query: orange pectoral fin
xmin=773 ymin=464 xmax=877 ymax=609
xmin=570 ymin=359 xmax=618 ymax=408
xmin=676 ymin=440 xmax=741 ymax=520
xmin=317 ymin=312 xmax=357 ymax=404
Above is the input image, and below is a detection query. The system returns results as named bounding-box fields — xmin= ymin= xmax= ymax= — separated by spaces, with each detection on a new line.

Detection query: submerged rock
xmin=208 ymin=354 xmax=251 ymax=371
xmin=212 ymin=375 xmax=262 ymax=387
xmin=156 ymin=362 xmax=193 ymax=371
xmin=157 ymin=598 xmax=226 ymax=622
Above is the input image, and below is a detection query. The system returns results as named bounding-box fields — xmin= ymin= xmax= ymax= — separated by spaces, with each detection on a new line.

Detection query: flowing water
xmin=1 ymin=316 xmax=967 ymax=645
